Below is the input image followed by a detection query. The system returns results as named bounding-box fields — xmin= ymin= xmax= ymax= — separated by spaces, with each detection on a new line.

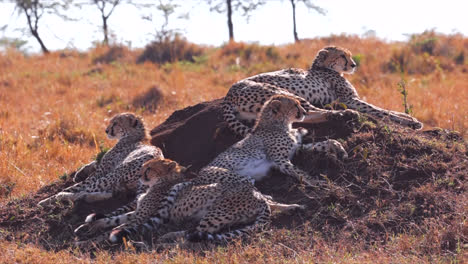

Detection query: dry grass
xmin=0 ymin=33 xmax=467 ymax=263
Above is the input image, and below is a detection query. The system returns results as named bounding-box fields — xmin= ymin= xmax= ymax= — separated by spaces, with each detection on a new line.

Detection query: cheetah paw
xmin=328 ymin=109 xmax=360 ymax=123
xmin=324 ymin=139 xmax=348 ymax=160
xmin=409 ymin=120 xmax=423 ymax=130
xmin=74 ymin=221 xmax=106 ymax=238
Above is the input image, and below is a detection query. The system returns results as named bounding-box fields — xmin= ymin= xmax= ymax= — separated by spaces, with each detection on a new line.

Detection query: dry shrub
xmin=0 ymin=178 xmax=15 ymax=198
xmin=218 ymin=42 xmax=282 ymax=67
xmin=91 ymin=45 xmax=133 ymax=65
xmin=131 ymin=85 xmax=163 ymax=112
xmin=384 ymin=31 xmax=468 ymax=74
xmin=34 ymin=118 xmax=95 ymax=146
xmin=137 ymin=35 xmax=204 ymax=65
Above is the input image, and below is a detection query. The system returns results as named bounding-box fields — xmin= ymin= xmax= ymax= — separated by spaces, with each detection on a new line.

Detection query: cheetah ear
xmin=317 ymin=49 xmax=329 ymax=60
xmin=167 ymin=161 xmax=178 ymax=171
xmin=270 ymin=100 xmax=282 ymax=115
xmin=132 ymin=118 xmax=139 ymax=128
xmin=179 ymin=165 xmax=188 ymax=173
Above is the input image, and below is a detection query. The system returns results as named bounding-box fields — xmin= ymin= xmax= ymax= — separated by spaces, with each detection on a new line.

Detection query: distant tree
xmin=91 ymin=0 xmax=121 ymax=46
xmin=13 ymin=0 xmax=70 ymax=54
xmin=139 ymin=0 xmax=182 ymax=40
xmin=208 ymin=0 xmax=265 ymax=42
xmin=0 ymin=37 xmax=28 ymax=52
xmin=288 ymin=0 xmax=326 ymax=43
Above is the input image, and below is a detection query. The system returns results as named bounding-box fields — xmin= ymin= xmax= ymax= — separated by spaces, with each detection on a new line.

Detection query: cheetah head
xmin=105 ymin=113 xmax=145 ymax=139
xmin=257 ymin=95 xmax=306 ymax=126
xmin=312 ymin=46 xmax=356 ymax=74
xmin=140 ymin=158 xmax=187 ymax=186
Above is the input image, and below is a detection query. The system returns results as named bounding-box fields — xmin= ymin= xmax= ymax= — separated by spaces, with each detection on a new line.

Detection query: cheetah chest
xmin=236 ymin=154 xmax=274 ymax=182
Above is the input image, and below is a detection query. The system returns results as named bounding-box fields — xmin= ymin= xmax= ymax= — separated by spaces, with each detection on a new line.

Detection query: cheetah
xmin=223 ymin=46 xmax=423 ymax=136
xmin=202 ymin=94 xmax=347 ymax=187
xmin=38 ymin=113 xmax=163 ymax=207
xmin=77 ymin=95 xmax=342 ymax=245
xmin=108 ymin=94 xmax=343 ymax=243
xmin=73 ymin=158 xmax=190 ymax=245
xmin=75 ymin=159 xmax=301 ymax=245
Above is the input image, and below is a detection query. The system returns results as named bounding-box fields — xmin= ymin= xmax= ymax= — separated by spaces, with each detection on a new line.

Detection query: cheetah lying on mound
xmin=74 ymin=159 xmax=301 ymax=245
xmin=76 ymin=95 xmax=340 ymax=245
xmin=38 ymin=113 xmax=163 ymax=207
xmin=111 ymin=95 xmax=346 ymax=242
xmin=223 ymin=46 xmax=423 ymax=136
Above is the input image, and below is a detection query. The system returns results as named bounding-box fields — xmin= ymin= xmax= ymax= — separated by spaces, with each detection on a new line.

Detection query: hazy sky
xmin=1 ymin=0 xmax=467 ymax=52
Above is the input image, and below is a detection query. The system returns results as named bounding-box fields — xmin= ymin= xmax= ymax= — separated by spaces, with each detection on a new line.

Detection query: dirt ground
xmin=0 ymin=99 xmax=466 ymax=254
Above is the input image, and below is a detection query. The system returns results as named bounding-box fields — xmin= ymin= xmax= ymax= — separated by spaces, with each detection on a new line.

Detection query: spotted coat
xmin=38 ymin=113 xmax=163 ymax=207
xmin=223 ymin=46 xmax=423 ymax=137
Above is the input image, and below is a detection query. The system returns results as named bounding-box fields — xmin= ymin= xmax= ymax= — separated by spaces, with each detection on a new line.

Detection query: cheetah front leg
xmin=261 ymin=192 xmax=305 ymax=213
xmin=74 ymin=211 xmax=136 ymax=238
xmin=73 ymin=160 xmax=98 ymax=182
xmin=275 ymin=159 xmax=317 ymax=187
xmin=103 ymin=207 xmax=154 ymax=244
xmin=37 ymin=189 xmax=112 ymax=207
xmin=296 ymin=97 xmax=360 ymax=124
xmin=344 ymin=98 xmax=423 ymax=129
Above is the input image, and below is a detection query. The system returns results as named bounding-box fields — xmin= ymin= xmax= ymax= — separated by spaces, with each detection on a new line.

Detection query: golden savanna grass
xmin=0 ymin=32 xmax=467 ymax=263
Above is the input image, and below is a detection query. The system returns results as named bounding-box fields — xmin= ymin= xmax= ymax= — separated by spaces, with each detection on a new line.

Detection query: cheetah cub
xmin=223 ymin=46 xmax=422 ymax=136
xmin=74 ymin=159 xmax=299 ymax=245
xmin=201 ymin=94 xmax=347 ymax=187
xmin=105 ymin=159 xmax=301 ymax=244
xmin=38 ymin=113 xmax=163 ymax=207
xmin=73 ymin=158 xmax=189 ymax=245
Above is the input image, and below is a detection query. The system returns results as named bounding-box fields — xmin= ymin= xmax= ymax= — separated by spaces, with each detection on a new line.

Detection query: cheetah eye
xmin=143 ymin=167 xmax=151 ymax=177
xmin=341 ymin=54 xmax=349 ymax=67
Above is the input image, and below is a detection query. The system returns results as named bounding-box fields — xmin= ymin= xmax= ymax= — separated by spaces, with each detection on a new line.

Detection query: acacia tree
xmin=289 ymin=0 xmax=325 ymax=43
xmin=14 ymin=0 xmax=70 ymax=54
xmin=208 ymin=0 xmax=265 ymax=42
xmin=92 ymin=0 xmax=121 ymax=46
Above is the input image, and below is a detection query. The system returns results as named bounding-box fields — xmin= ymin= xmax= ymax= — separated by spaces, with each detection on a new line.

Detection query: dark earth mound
xmin=1 ymin=98 xmax=466 ymax=253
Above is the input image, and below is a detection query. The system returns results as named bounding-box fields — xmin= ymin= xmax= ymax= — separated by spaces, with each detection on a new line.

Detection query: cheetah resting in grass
xmin=74 ymin=159 xmax=301 ymax=245
xmin=223 ymin=46 xmax=423 ymax=137
xmin=38 ymin=113 xmax=163 ymax=207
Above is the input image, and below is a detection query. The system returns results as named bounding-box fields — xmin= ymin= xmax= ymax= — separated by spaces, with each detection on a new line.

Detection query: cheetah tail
xmin=103 ymin=200 xmax=137 ymax=218
xmin=222 ymin=101 xmax=251 ymax=137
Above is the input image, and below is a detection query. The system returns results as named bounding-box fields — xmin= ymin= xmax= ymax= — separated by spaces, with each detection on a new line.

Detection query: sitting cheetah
xmin=38 ymin=113 xmax=163 ymax=207
xmin=75 ymin=159 xmax=301 ymax=245
xmin=201 ymin=94 xmax=347 ymax=187
xmin=223 ymin=46 xmax=423 ymax=136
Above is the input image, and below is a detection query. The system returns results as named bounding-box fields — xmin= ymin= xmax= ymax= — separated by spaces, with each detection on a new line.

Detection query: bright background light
xmin=1 ymin=0 xmax=467 ymax=52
